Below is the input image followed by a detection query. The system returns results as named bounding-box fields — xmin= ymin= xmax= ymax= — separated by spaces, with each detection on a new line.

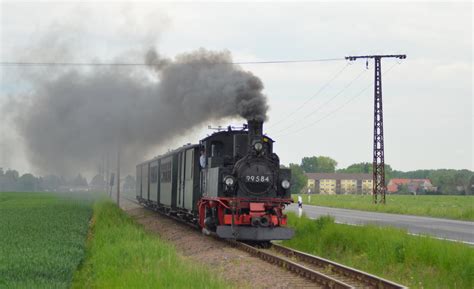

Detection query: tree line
xmin=2 ymin=159 xmax=473 ymax=195
xmin=285 ymin=157 xmax=474 ymax=195
xmin=0 ymin=168 xmax=136 ymax=193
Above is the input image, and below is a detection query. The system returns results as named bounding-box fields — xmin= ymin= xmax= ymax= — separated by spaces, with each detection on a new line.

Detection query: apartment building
xmin=305 ymin=173 xmax=373 ymax=194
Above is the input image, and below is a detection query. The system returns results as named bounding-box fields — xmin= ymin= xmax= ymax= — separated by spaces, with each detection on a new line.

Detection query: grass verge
xmin=282 ymin=213 xmax=474 ymax=289
xmin=71 ymin=199 xmax=231 ymax=289
xmin=293 ymin=194 xmax=474 ymax=221
xmin=0 ymin=192 xmax=94 ymax=289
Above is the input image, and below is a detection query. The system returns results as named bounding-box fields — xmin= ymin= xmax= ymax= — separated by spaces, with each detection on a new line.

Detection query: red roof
xmin=389 ymin=179 xmax=410 ymax=185
xmin=389 ymin=178 xmax=430 ymax=185
xmin=387 ymin=178 xmax=433 ymax=193
xmin=387 ymin=184 xmax=399 ymax=192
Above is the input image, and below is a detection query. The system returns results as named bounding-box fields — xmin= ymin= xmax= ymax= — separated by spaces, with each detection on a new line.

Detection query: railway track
xmin=121 ymin=196 xmax=407 ymax=289
xmin=229 ymin=240 xmax=407 ymax=289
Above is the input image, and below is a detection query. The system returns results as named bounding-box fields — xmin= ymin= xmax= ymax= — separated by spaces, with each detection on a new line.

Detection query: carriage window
xmin=150 ymin=166 xmax=158 ymax=183
xmin=190 ymin=156 xmax=194 ymax=179
xmin=211 ymin=141 xmax=223 ymax=157
xmin=160 ymin=162 xmax=172 ymax=183
xmin=186 ymin=149 xmax=194 ymax=180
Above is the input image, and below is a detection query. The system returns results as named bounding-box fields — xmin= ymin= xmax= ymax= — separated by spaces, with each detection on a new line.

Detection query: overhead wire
xmin=274 ymin=62 xmax=400 ymax=137
xmin=0 ymin=57 xmax=345 ymax=67
xmin=1 ymin=56 xmax=401 ymax=138
xmin=271 ymin=67 xmax=368 ymax=134
xmin=267 ymin=62 xmax=350 ymax=129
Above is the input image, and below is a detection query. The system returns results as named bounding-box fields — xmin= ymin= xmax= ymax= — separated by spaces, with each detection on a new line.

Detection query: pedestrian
xmin=200 ymin=148 xmax=206 ymax=169
xmin=298 ymin=195 xmax=303 ymax=209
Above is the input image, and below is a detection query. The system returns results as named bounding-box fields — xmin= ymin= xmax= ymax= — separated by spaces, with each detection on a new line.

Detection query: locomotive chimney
xmin=247 ymin=119 xmax=263 ymax=144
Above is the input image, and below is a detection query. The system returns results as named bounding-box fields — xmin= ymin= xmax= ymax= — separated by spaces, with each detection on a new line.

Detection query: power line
xmin=235 ymin=58 xmax=345 ymax=64
xmin=267 ymin=63 xmax=350 ymax=129
xmin=277 ymin=82 xmax=371 ymax=137
xmin=271 ymin=67 xmax=368 ymax=134
xmin=0 ymin=57 xmax=345 ymax=67
xmin=275 ymin=62 xmax=399 ymax=138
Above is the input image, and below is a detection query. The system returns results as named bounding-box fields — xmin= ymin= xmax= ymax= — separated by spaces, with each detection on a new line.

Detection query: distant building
xmin=387 ymin=179 xmax=437 ymax=194
xmin=305 ymin=173 xmax=372 ymax=195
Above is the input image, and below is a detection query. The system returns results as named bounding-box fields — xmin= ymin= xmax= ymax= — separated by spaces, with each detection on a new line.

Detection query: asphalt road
xmin=286 ymin=204 xmax=474 ymax=244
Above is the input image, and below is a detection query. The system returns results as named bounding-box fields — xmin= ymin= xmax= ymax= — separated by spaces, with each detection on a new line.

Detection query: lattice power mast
xmin=345 ymin=54 xmax=406 ymax=204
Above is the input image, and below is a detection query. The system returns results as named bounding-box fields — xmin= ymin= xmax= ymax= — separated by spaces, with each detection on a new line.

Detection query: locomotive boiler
xmin=136 ymin=119 xmax=294 ymax=241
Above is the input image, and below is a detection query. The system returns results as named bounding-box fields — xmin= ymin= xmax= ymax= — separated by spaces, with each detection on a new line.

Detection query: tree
xmin=470 ymin=175 xmax=474 ymax=195
xmin=338 ymin=163 xmax=394 ymax=182
xmin=301 ymin=156 xmax=337 ymax=173
xmin=317 ymin=156 xmax=338 ymax=173
xmin=288 ymin=163 xmax=307 ymax=194
xmin=429 ymin=170 xmax=457 ymax=194
xmin=17 ymin=174 xmax=38 ymax=192
xmin=90 ymin=174 xmax=106 ymax=190
xmin=337 ymin=162 xmax=371 ymax=173
xmin=454 ymin=170 xmax=472 ymax=194
xmin=71 ymin=174 xmax=88 ymax=187
xmin=398 ymin=184 xmax=411 ymax=195
xmin=40 ymin=175 xmax=63 ymax=191
xmin=2 ymin=169 xmax=19 ymax=191
xmin=0 ymin=168 xmax=5 ymax=191
xmin=301 ymin=157 xmax=319 ymax=173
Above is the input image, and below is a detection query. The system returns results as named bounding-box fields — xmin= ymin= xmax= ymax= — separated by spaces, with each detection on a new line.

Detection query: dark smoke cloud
xmin=10 ymin=47 xmax=268 ymax=175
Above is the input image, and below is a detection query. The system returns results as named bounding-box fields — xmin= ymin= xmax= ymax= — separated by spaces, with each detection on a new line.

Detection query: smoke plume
xmin=9 ymin=47 xmax=268 ymax=175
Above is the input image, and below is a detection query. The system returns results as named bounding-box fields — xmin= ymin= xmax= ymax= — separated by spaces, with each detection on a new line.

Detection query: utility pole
xmin=116 ymin=144 xmax=121 ymax=207
xmin=105 ymin=153 xmax=109 ymax=195
xmin=345 ymin=54 xmax=406 ymax=204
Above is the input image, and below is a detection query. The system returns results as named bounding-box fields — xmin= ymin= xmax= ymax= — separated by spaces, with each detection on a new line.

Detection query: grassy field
xmin=72 ymin=199 xmax=231 ymax=289
xmin=293 ymin=194 xmax=474 ymax=221
xmin=0 ymin=192 xmax=94 ymax=289
xmin=282 ymin=213 xmax=474 ymax=289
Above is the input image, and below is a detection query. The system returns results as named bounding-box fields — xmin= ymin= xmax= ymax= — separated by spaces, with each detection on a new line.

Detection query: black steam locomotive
xmin=136 ymin=119 xmax=294 ymax=241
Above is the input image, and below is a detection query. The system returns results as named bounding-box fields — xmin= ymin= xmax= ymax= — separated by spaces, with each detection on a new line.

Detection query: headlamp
xmin=224 ymin=176 xmax=235 ymax=186
xmin=281 ymin=180 xmax=290 ymax=189
xmin=254 ymin=142 xmax=263 ymax=151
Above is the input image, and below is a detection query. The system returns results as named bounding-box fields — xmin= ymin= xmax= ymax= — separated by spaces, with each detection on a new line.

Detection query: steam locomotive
xmin=136 ymin=119 xmax=294 ymax=241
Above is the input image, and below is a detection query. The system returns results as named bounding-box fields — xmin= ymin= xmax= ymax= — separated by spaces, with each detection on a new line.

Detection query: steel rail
xmin=271 ymin=243 xmax=407 ymax=289
xmin=228 ymin=240 xmax=353 ymax=289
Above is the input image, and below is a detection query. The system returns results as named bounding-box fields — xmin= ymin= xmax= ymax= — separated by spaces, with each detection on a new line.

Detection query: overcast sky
xmin=0 ymin=1 xmax=472 ymax=176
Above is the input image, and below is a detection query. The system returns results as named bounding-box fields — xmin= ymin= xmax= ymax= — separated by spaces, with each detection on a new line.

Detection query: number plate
xmin=245 ymin=175 xmax=271 ymax=183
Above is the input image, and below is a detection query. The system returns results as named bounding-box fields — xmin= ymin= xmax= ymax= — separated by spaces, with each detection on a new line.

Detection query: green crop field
xmin=1 ymin=193 xmax=231 ymax=289
xmin=293 ymin=194 xmax=474 ymax=221
xmin=0 ymin=192 xmax=94 ymax=289
xmin=72 ymin=199 xmax=231 ymax=289
xmin=282 ymin=213 xmax=474 ymax=289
